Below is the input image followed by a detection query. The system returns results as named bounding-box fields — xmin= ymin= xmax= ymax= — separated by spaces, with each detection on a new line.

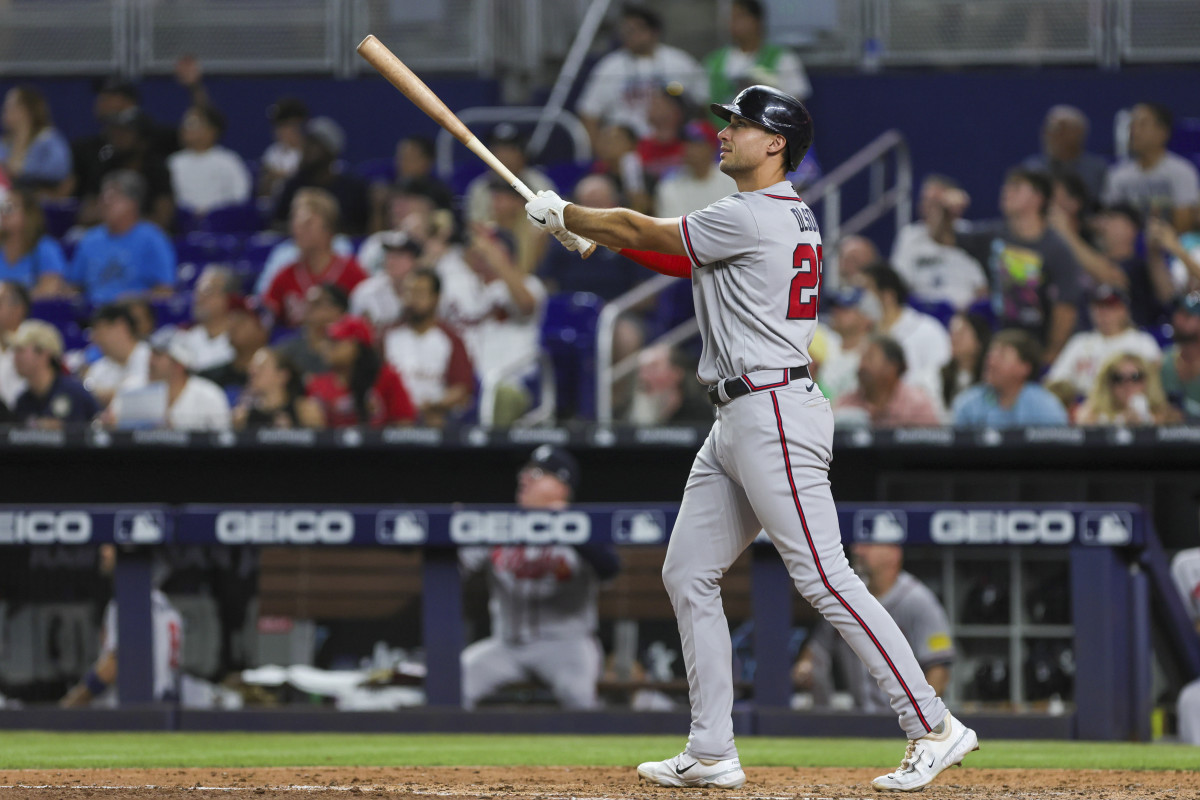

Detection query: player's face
xmin=516 ymin=466 xmax=570 ymax=509
xmin=717 ymin=115 xmax=783 ymax=176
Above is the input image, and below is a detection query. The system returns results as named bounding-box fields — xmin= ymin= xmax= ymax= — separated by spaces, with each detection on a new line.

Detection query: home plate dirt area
xmin=0 ymin=767 xmax=1191 ymax=799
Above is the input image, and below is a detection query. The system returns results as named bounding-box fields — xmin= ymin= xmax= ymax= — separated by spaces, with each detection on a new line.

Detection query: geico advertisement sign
xmin=450 ymin=511 xmax=590 ymax=544
xmin=931 ymin=510 xmax=1074 ymax=544
xmin=0 ymin=511 xmax=92 ymax=544
xmin=215 ymin=510 xmax=355 ymax=544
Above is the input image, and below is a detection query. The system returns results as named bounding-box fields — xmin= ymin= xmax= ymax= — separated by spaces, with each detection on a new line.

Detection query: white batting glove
xmin=525 ymin=190 xmax=570 ymax=233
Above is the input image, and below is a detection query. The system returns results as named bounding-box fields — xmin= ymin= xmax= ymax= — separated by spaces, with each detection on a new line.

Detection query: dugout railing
xmin=2 ymin=501 xmax=1195 ymax=742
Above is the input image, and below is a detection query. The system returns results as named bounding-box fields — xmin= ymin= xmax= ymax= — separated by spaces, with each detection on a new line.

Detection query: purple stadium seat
xmin=204 ymin=202 xmax=266 ymax=234
xmin=40 ymin=199 xmax=79 ymax=240
xmin=29 ymin=298 xmax=92 ymax=352
xmin=356 ymin=157 xmax=396 ymax=185
xmin=150 ymin=292 xmax=193 ymax=329
xmin=174 ymin=232 xmax=243 ymax=288
xmin=541 ymin=291 xmax=603 ymax=420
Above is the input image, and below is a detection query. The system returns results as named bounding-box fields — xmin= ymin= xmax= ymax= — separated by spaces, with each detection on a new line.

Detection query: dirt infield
xmin=0 ymin=766 xmax=1193 ymax=799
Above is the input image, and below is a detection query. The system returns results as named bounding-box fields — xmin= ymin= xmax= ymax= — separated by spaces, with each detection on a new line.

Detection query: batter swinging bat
xmin=356 ymin=35 xmax=596 ymax=258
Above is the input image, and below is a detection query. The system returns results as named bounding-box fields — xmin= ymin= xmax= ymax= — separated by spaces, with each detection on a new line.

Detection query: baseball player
xmin=1170 ymin=548 xmax=1200 ymax=744
xmin=459 ymin=446 xmax=619 ymax=710
xmin=525 ymin=85 xmax=978 ymax=791
xmin=60 ymin=543 xmax=183 ymax=707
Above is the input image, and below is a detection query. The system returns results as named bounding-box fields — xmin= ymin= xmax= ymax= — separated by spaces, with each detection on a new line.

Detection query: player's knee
xmin=662 ymin=559 xmax=719 ymax=602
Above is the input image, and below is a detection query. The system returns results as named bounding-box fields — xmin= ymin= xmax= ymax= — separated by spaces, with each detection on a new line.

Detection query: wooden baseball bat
xmin=356 ymin=34 xmax=595 ymax=258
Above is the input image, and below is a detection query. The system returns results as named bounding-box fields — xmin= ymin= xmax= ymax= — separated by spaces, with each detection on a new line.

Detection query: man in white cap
xmin=119 ymin=326 xmax=231 ymax=431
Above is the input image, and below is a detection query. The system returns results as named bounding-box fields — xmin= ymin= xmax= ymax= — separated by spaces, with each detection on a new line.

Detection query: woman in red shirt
xmin=307 ymin=315 xmax=416 ymax=427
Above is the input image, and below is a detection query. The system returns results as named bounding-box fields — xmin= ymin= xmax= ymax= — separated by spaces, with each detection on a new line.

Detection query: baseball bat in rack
xmin=357 ymin=34 xmax=596 ymax=258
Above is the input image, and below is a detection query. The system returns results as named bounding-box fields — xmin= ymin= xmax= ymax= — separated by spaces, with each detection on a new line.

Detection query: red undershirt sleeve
xmin=618 ymin=248 xmax=692 ymax=279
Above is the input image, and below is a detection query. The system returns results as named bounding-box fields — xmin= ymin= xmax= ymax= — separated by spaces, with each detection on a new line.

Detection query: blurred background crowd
xmin=0 ymin=0 xmax=1198 ymax=435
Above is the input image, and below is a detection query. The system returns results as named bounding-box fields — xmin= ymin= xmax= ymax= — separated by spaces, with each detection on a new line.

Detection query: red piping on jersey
xmin=618 ymin=248 xmax=692 ymax=279
xmin=764 ymin=193 xmax=804 ymax=202
xmin=742 ymin=370 xmax=790 ymax=391
xmin=768 ymin=390 xmax=933 ymax=734
xmin=680 ymin=214 xmax=702 ymax=266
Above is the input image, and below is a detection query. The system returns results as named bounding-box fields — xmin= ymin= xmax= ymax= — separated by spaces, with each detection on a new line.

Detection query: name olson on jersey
xmin=215 ymin=510 xmax=355 ymax=544
xmin=450 ymin=511 xmax=591 ymax=545
xmin=931 ymin=510 xmax=1074 ymax=544
xmin=0 ymin=511 xmax=92 ymax=544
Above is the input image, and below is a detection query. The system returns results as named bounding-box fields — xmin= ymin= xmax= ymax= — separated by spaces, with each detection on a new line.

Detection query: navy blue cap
xmin=525 ymin=445 xmax=579 ymax=490
xmin=824 ymin=286 xmax=865 ymax=309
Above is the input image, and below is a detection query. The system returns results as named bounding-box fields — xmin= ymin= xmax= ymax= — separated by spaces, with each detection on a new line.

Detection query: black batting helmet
xmin=710 ymin=85 xmax=813 ymax=172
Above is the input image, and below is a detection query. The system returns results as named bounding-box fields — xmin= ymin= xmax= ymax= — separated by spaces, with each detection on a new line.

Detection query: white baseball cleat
xmin=637 ymin=752 xmax=746 ymax=789
xmin=871 ymin=713 xmax=979 ymax=792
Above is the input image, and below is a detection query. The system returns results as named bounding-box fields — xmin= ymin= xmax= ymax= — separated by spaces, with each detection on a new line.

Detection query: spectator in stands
xmin=0 ymin=187 xmax=69 ymax=297
xmin=350 ymin=231 xmax=421 ymax=332
xmin=1046 ymin=285 xmax=1162 ymax=398
xmin=818 ymin=286 xmax=876 ymax=403
xmin=591 ymin=123 xmax=650 ymax=213
xmin=625 ymin=344 xmax=711 ymax=426
xmin=307 ymin=315 xmax=416 ymax=428
xmin=861 ymin=263 xmax=950 ymax=405
xmin=636 ymin=84 xmax=690 ymax=181
xmin=124 ymin=297 xmax=157 ymax=341
xmin=460 ymin=446 xmax=619 ymax=710
xmin=1161 ymin=292 xmax=1200 ymax=419
xmin=576 ymin=4 xmax=707 ymax=147
xmin=952 ymin=329 xmax=1068 ymax=427
xmin=135 ymin=326 xmax=232 ymax=431
xmin=464 ymin=124 xmax=556 ymax=226
xmin=794 ymin=543 xmax=952 ymax=710
xmin=939 ymin=311 xmax=992 ymax=411
xmin=198 ymin=300 xmax=268 ymax=391
xmin=704 ymin=0 xmax=811 ymax=108
xmin=357 ymin=179 xmax=446 ymax=276
xmin=273 ymin=117 xmax=369 ymax=236
xmin=1048 ymin=173 xmax=1141 ymax=306
xmin=461 ymin=224 xmax=547 ymax=426
xmin=167 ymin=104 xmax=252 ymax=216
xmin=60 ymin=544 xmax=182 ymax=707
xmin=384 ymin=268 xmax=475 ymax=428
xmin=655 ymin=120 xmax=736 ymax=217
xmin=835 ymin=235 xmax=879 ymax=289
xmin=78 ymin=108 xmax=176 ymax=230
xmin=0 ymin=86 xmax=72 ymax=195
xmin=485 ymin=177 xmax=548 ymax=278
xmin=10 ymin=320 xmax=96 ymax=426
xmin=539 ymin=175 xmax=646 ymax=300
xmin=391 ymin=136 xmax=453 ymax=209
xmin=1170 ymin=549 xmax=1200 ymax=745
xmin=82 ymin=302 xmax=150 ymax=408
xmin=1104 ymin=103 xmax=1200 ymax=233
xmin=257 ymin=97 xmax=308 ymax=202
xmin=263 ymin=188 xmax=367 ymax=329
xmin=178 ymin=266 xmax=241 ymax=373
xmin=1076 ymin=352 xmax=1179 ymax=426
xmin=1021 ymin=105 xmax=1108 ymax=204
xmin=1147 ymin=216 xmax=1200 ymax=293
xmin=834 ymin=334 xmax=941 ymax=428
xmin=0 ymin=280 xmax=30 ymax=410
xmin=1093 ymin=205 xmax=1174 ymax=327
xmin=891 ymin=175 xmax=987 ymax=310
xmin=68 ymin=171 xmax=176 ymax=305
xmin=277 ymin=283 xmax=347 ymax=378
xmin=233 ymin=346 xmax=324 ymax=430
xmin=954 ymin=168 xmax=1082 ymax=365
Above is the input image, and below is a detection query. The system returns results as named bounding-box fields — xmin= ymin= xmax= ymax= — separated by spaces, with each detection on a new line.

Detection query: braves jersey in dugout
xmin=679 ymin=181 xmax=822 ymax=385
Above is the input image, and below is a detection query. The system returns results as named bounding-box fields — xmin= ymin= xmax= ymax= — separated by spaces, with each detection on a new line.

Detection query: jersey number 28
xmin=786 ymin=243 xmax=823 ymax=320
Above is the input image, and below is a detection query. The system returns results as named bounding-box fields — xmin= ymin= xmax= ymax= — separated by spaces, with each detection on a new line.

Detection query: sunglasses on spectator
xmin=1109 ymin=371 xmax=1145 ymax=385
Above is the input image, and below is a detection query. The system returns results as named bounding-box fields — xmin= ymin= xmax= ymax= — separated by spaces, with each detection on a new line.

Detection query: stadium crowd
xmin=0 ymin=1 xmax=1198 ymax=432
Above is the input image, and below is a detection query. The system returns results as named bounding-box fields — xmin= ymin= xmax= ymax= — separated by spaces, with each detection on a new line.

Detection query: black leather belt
xmin=707 ymin=365 xmax=811 ymax=407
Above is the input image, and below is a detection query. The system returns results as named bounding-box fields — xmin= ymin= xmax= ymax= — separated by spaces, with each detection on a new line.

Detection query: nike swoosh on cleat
xmin=675 ymin=762 xmax=697 ymax=775
xmin=530 ymin=214 xmax=547 ymax=224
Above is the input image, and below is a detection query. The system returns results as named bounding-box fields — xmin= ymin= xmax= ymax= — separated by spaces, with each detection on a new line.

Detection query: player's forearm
xmin=563 ymin=205 xmax=683 ymax=255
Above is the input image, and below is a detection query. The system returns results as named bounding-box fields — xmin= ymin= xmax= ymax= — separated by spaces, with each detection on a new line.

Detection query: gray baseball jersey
xmin=808 ymin=571 xmax=955 ymax=712
xmin=459 ymin=545 xmax=605 ymax=710
xmin=664 ymin=181 xmax=946 ymax=761
xmin=1171 ymin=548 xmax=1200 ymax=745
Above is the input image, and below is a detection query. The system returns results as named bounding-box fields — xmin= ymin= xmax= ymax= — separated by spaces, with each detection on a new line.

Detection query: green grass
xmin=1 ymin=733 xmax=1197 ymax=771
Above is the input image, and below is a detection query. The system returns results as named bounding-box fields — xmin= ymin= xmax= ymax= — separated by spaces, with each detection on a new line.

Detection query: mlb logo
xmin=613 ymin=510 xmax=666 ymax=544
xmin=376 ymin=511 xmax=428 ymax=545
xmin=1079 ymin=511 xmax=1133 ymax=546
xmin=853 ymin=510 xmax=907 ymax=543
xmin=114 ymin=511 xmax=166 ymax=544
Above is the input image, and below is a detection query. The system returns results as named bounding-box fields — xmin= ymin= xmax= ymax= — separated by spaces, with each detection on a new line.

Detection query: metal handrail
xmin=434 ymin=107 xmax=592 ymax=182
xmin=478 ymin=350 xmax=557 ymax=428
xmin=595 ymin=274 xmax=677 ymax=424
xmin=803 ymin=128 xmax=911 ymax=286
